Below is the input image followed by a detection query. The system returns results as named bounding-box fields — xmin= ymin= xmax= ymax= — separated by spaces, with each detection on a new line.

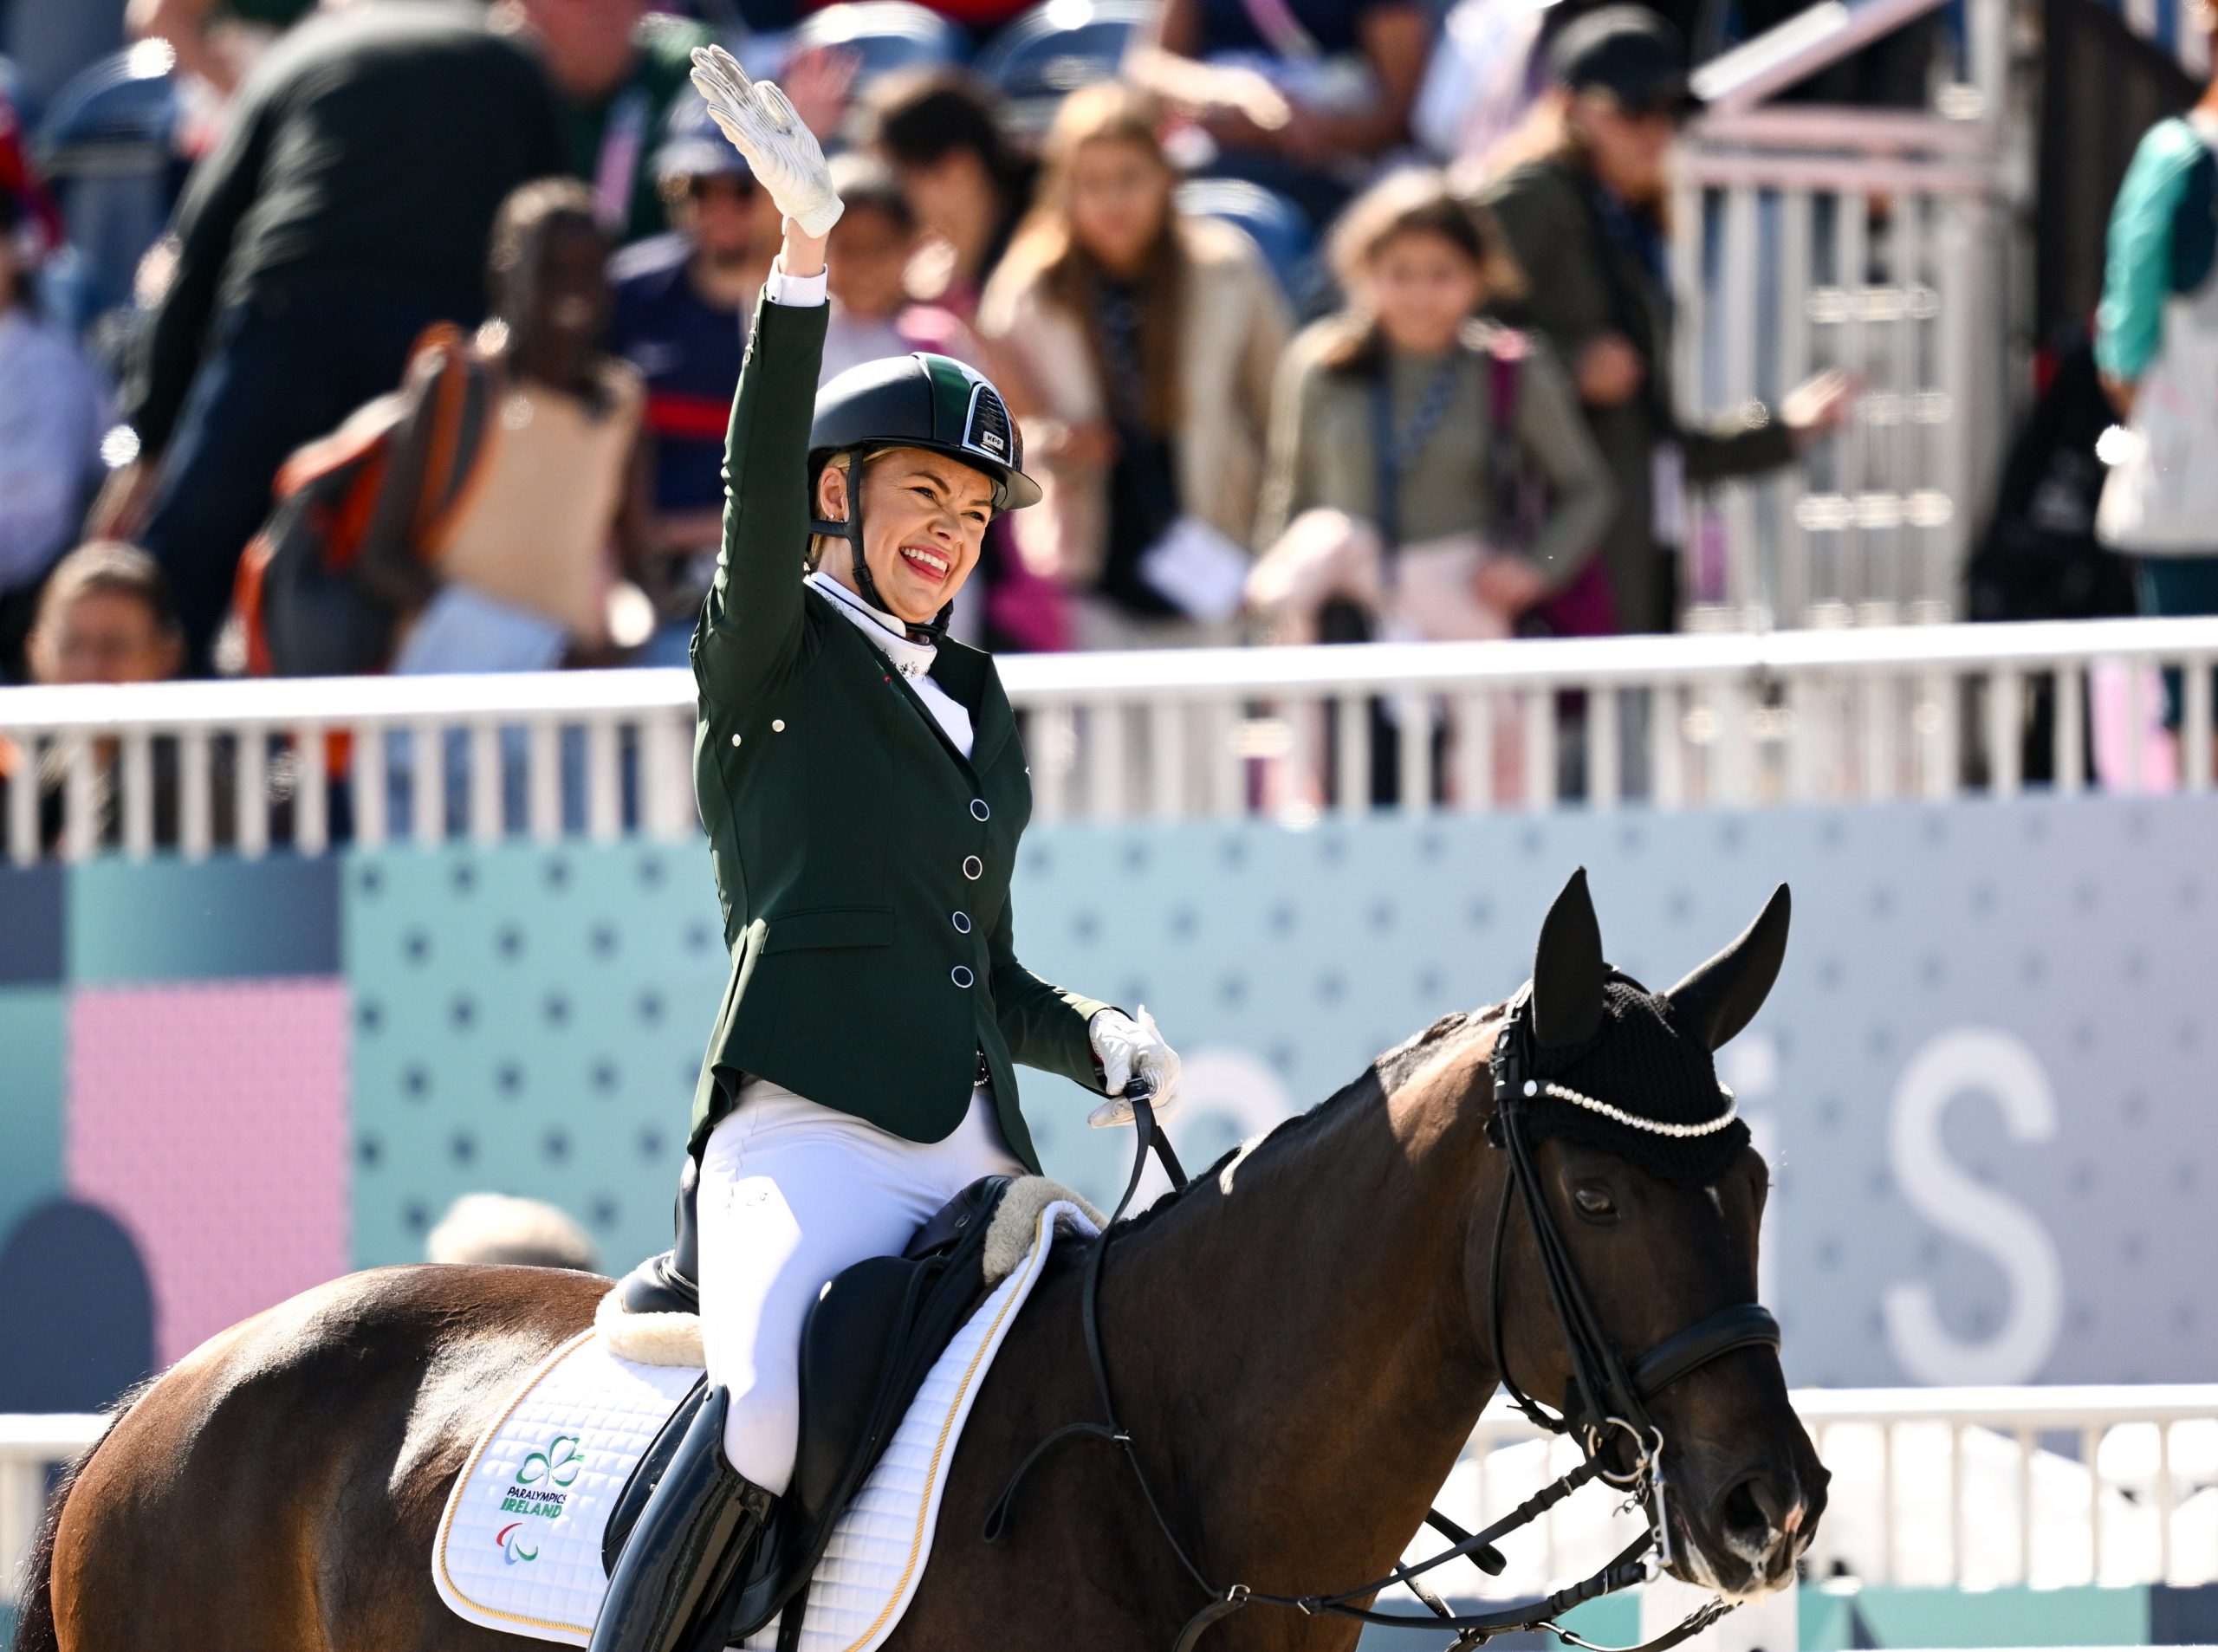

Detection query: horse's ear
xmin=1531 ymin=868 xmax=1606 ymax=1049
xmin=1666 ymin=884 xmax=1792 ymax=1052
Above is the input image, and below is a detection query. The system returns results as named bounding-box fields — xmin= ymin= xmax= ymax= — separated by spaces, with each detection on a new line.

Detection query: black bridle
xmin=986 ymin=1000 xmax=1784 ymax=1652
xmin=1482 ymin=986 xmax=1784 ymax=1573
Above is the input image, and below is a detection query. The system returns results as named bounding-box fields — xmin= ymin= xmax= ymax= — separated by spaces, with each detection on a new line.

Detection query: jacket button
xmin=962 ymin=855 xmax=982 ymax=880
xmin=730 ymin=733 xmax=742 ymax=747
xmin=950 ymin=965 xmax=975 ymax=988
xmin=951 ymin=910 xmax=971 ymax=933
xmin=772 ymin=719 xmax=786 ymax=732
xmin=970 ymin=799 xmax=990 ymax=821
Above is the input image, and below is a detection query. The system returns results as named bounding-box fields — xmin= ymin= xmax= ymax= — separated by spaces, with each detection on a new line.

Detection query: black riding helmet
xmin=807 ymin=353 xmax=1041 ymax=638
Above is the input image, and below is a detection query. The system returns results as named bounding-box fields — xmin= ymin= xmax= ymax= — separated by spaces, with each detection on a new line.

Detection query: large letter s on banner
xmin=1882 ymin=1028 xmax=2066 ymax=1385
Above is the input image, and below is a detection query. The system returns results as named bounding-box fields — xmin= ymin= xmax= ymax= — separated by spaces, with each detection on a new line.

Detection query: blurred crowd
xmin=0 ymin=0 xmax=1874 ymax=747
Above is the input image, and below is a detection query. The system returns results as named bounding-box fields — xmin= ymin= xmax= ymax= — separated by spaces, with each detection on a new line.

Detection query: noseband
xmin=988 ymin=1002 xmax=1785 ymax=1652
xmin=1485 ymin=986 xmax=1783 ymax=1577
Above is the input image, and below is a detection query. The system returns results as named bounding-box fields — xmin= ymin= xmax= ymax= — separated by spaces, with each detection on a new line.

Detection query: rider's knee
xmin=721 ymin=1383 xmax=801 ymax=1495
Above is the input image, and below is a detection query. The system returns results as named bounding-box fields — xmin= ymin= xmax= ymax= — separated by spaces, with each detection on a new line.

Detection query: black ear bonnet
xmin=1489 ymin=871 xmax=1789 ymax=1187
xmin=1492 ymin=973 xmax=1750 ymax=1186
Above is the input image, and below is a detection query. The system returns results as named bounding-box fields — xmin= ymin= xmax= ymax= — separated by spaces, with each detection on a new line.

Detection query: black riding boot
xmin=589 ymin=1387 xmax=775 ymax=1652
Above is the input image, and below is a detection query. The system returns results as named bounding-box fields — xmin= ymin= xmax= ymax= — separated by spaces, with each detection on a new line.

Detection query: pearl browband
xmin=1524 ymin=1078 xmax=1741 ymax=1138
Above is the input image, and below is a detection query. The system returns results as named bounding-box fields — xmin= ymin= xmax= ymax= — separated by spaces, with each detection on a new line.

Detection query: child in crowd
xmin=26 ymin=541 xmax=183 ymax=689
xmin=820 ymin=154 xmax=977 ymax=385
xmin=357 ymin=178 xmax=649 ymax=676
xmin=864 ymin=69 xmax=1035 ymax=325
xmin=1 ymin=542 xmax=217 ymax=857
xmin=1251 ymin=167 xmax=1612 ymax=645
xmin=1248 ymin=169 xmax=1613 ymax=807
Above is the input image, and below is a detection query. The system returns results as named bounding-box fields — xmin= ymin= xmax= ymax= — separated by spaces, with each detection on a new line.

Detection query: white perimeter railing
xmin=8 ymin=1386 xmax=2218 ymax=1610
xmin=2 ymin=619 xmax=2215 ymax=862
xmin=1449 ymin=1386 xmax=2218 ymax=1600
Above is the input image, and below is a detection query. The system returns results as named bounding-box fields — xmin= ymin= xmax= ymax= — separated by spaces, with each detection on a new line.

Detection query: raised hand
xmin=688 ymin=45 xmax=844 ymax=239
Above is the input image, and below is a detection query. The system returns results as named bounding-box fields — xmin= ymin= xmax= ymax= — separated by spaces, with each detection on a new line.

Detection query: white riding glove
xmin=687 ymin=45 xmax=844 ymax=239
xmin=1087 ymin=1006 xmax=1184 ymax=1128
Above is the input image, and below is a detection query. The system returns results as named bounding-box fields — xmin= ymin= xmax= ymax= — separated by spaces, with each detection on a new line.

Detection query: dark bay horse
xmin=20 ymin=873 xmax=1826 ymax=1652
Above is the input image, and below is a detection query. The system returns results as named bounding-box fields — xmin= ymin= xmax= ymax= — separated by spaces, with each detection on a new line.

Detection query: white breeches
xmin=696 ymin=1079 xmax=1027 ymax=1494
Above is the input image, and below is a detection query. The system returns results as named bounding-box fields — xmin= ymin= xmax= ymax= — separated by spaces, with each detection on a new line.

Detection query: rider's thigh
xmin=695 ymin=1098 xmax=947 ymax=1492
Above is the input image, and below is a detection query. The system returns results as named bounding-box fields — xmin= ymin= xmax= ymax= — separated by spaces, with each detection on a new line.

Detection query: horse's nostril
xmin=1720 ymin=1478 xmax=1768 ymax=1543
xmin=1716 ymin=1469 xmax=1799 ymax=1550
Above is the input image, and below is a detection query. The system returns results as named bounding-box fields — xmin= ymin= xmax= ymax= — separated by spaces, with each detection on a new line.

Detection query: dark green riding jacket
xmin=686 ymin=293 xmax=1110 ymax=1173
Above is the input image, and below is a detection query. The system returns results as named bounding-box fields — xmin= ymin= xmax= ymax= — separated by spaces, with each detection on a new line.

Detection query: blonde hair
xmin=1002 ymin=84 xmax=1186 ymax=435
xmin=426 ymin=1193 xmax=598 ymax=1271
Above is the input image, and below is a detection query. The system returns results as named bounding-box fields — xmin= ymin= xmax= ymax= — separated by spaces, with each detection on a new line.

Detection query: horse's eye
xmin=1573 ymin=1184 xmax=1617 ymax=1220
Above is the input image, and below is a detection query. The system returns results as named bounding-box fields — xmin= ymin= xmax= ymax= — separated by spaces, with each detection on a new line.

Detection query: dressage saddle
xmin=604 ymin=1170 xmax=1019 ymax=1650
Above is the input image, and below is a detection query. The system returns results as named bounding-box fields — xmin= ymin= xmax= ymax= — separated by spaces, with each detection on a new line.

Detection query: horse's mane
xmin=1113 ymin=1001 xmax=1505 ymax=1236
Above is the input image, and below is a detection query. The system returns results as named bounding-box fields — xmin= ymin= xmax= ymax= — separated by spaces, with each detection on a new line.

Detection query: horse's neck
xmin=1106 ymin=1040 xmax=1503 ymax=1619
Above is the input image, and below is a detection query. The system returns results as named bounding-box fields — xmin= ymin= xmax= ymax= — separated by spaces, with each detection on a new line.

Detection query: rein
xmin=985 ymin=1009 xmax=1785 ymax=1651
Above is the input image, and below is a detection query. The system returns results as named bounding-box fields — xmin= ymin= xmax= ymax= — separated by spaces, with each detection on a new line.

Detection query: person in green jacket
xmin=588 ymin=48 xmax=1186 ymax=1652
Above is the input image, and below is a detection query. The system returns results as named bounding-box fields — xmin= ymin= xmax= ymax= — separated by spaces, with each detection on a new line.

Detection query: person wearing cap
xmin=610 ymin=96 xmax=784 ymax=664
xmin=1476 ymin=5 xmax=1853 ymax=633
xmin=587 ymin=49 xmax=1185 ymax=1652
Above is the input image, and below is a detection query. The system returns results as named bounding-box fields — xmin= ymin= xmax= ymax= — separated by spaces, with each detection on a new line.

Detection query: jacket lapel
xmin=931 ymin=638 xmax=1013 ymax=776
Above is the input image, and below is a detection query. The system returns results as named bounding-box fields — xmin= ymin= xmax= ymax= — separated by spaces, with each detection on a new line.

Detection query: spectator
xmin=0 ymin=94 xmax=67 ymax=261
xmin=128 ymin=0 xmax=318 ymax=107
xmin=501 ymin=0 xmax=716 ymax=244
xmin=91 ymin=2 xmax=576 ymax=671
xmin=0 ymin=542 xmax=210 ymax=858
xmin=1476 ymin=6 xmax=1852 ymax=633
xmin=820 ymin=152 xmax=978 ymax=385
xmin=609 ymin=100 xmax=781 ymax=665
xmin=0 ymin=188 xmax=111 ymax=681
xmin=24 ymin=543 xmax=183 ymax=688
xmin=979 ymin=85 xmax=1289 ymax=650
xmin=425 ymin=1193 xmax=600 ymax=1271
xmin=1126 ymin=0 xmax=1432 ymax=225
xmin=357 ymin=178 xmax=647 ymax=676
xmin=866 ymin=69 xmax=1067 ymax=651
xmin=1249 ymin=169 xmax=1613 ymax=647
xmin=2093 ymin=52 xmax=2218 ymax=767
xmin=864 ymin=68 xmax=1034 ymax=326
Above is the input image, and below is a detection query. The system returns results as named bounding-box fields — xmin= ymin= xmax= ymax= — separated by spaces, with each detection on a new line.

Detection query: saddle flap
xmin=795 ymin=1257 xmax=931 ymax=1515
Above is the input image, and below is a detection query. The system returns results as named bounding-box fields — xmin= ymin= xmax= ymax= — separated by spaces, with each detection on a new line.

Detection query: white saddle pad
xmin=434 ymin=1197 xmax=1094 ymax=1650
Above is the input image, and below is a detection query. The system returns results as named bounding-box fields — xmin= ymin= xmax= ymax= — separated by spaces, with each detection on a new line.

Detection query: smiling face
xmin=814 ymin=447 xmax=996 ymax=624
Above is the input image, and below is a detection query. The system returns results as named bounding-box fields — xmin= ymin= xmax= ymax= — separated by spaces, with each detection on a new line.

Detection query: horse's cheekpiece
xmin=431 ymin=1179 xmax=1099 ymax=1650
xmin=988 ymin=870 xmax=1793 ymax=1652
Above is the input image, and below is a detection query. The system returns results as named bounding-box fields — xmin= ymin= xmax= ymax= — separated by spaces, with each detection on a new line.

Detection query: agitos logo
xmin=493 ymin=1433 xmax=585 ymax=1563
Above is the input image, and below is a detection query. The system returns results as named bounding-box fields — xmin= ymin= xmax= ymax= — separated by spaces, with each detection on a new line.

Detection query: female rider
xmin=589 ymin=49 xmax=1186 ymax=1652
